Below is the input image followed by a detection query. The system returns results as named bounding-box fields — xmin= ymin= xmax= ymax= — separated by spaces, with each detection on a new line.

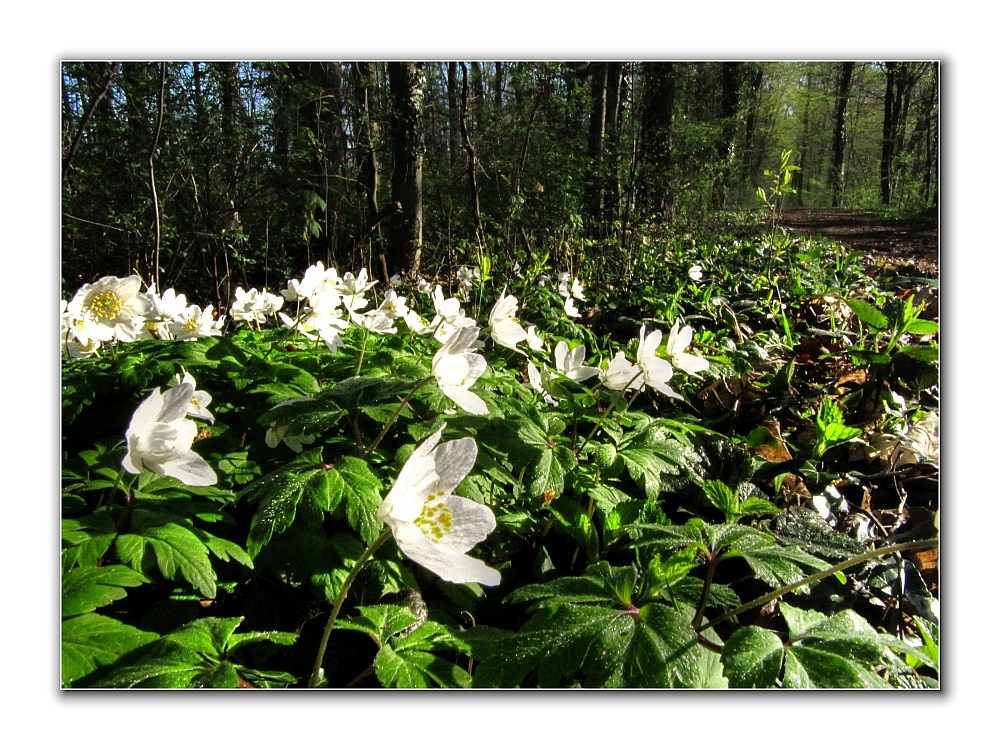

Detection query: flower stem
xmin=365 ymin=375 xmax=434 ymax=458
xmin=354 ymin=328 xmax=369 ymax=376
xmin=697 ymin=537 xmax=938 ymax=633
xmin=308 ymin=529 xmax=393 ymax=688
xmin=577 ymin=371 xmax=643 ymax=455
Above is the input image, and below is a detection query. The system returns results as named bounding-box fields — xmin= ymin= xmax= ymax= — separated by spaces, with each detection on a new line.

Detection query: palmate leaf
xmin=244 ymin=463 xmax=348 ymax=558
xmin=338 ymin=455 xmax=383 ymax=544
xmin=62 ymin=565 xmax=150 ymax=617
xmin=116 ymin=523 xmax=217 ymax=599
xmin=720 ymin=530 xmax=830 ymax=590
xmin=721 ymin=603 xmax=892 ymax=688
xmin=78 ymin=617 xmax=298 ymax=689
xmin=469 ymin=563 xmax=700 ymax=688
xmin=62 ymin=512 xmax=118 ymax=571
xmin=62 ymin=613 xmax=158 ymax=686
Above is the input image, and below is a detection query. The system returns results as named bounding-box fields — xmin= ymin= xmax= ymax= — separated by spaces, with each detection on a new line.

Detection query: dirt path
xmin=778 ymin=208 xmax=939 ymax=277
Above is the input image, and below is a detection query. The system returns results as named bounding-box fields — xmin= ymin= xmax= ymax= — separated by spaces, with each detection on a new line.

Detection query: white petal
xmin=441 ymin=385 xmax=489 ymax=415
xmin=393 ymin=524 xmax=501 ymax=586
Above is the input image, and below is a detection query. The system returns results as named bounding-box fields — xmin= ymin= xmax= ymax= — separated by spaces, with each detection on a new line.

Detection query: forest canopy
xmin=61 ymin=61 xmax=938 ymax=305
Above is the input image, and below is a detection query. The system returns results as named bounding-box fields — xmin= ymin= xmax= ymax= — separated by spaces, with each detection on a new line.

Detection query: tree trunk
xmin=638 ymin=62 xmax=677 ymax=217
xmin=602 ymin=61 xmax=623 ymax=227
xmin=388 ymin=62 xmax=424 ymax=277
xmin=584 ymin=62 xmax=608 ymax=231
xmin=880 ymin=62 xmax=899 ymax=205
xmin=447 ymin=62 xmax=460 ymax=166
xmin=459 ymin=63 xmax=483 ymax=242
xmin=712 ymin=62 xmax=743 ymax=208
xmin=829 ymin=61 xmax=854 ymax=207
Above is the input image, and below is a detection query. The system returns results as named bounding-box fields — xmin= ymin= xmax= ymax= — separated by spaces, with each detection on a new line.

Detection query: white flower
xmin=122 ymin=382 xmax=217 ymax=486
xmin=665 ymin=320 xmax=710 ymax=377
xmin=570 ymin=278 xmax=585 ymax=301
xmin=69 ymin=275 xmax=151 ymax=342
xmin=350 ymin=308 xmax=397 ymax=334
xmin=169 ymin=304 xmax=224 ymax=341
xmin=433 ymin=326 xmax=489 ymax=415
xmin=599 ymin=350 xmax=642 ymax=391
xmin=265 ymin=424 xmax=316 ymax=453
xmin=635 ymin=327 xmax=682 ymax=399
xmin=525 ymin=325 xmax=546 ymax=352
xmin=416 ymin=277 xmax=434 ymax=295
xmin=231 ymin=287 xmax=282 ymax=324
xmin=171 ymin=370 xmax=215 ymax=424
xmin=563 ymin=296 xmax=581 ymax=319
xmin=378 ymin=290 xmax=411 ymax=319
xmin=526 ymin=361 xmax=558 ymax=406
xmin=688 ymin=265 xmax=704 ymax=282
xmin=553 ymin=341 xmax=600 ymax=382
xmin=378 ymin=425 xmax=500 ymax=586
xmin=487 ymin=289 xmax=529 ymax=352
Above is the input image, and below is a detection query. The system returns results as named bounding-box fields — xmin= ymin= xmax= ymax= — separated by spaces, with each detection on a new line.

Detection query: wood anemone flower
xmin=377 ymin=424 xmax=501 ymax=586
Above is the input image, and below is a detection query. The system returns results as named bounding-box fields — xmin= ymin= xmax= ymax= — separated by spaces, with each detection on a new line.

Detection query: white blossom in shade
xmin=231 ymin=287 xmax=282 ymax=324
xmin=378 ymin=290 xmax=411 ymax=320
xmin=487 ymin=289 xmax=529 ymax=352
xmin=69 ymin=274 xmax=151 ymax=342
xmin=171 ymin=370 xmax=215 ymax=424
xmin=122 ymin=382 xmax=217 ymax=486
xmin=688 ymin=265 xmax=704 ymax=282
xmin=350 ymin=308 xmax=397 ymax=335
xmin=553 ymin=340 xmax=601 ymax=382
xmin=378 ymin=424 xmax=501 ymax=586
xmin=569 ymin=278 xmax=586 ymax=301
xmin=525 ymin=325 xmax=546 ymax=352
xmin=665 ymin=320 xmax=710 ymax=377
xmin=169 ymin=304 xmax=224 ymax=341
xmin=563 ymin=295 xmax=581 ymax=319
xmin=432 ymin=326 xmax=489 ymax=415
xmin=264 ymin=424 xmax=317 ymax=453
xmin=144 ymin=285 xmax=189 ymax=322
xmin=526 ymin=361 xmax=558 ymax=406
xmin=403 ymin=308 xmax=436 ymax=336
xmin=635 ymin=327 xmax=682 ymax=399
xmin=416 ymin=277 xmax=434 ymax=295
xmin=599 ymin=350 xmax=642 ymax=392
xmin=537 ymin=274 xmax=551 ymax=288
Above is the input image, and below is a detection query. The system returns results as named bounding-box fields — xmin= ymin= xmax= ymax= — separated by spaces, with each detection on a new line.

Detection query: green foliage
xmin=60 ymin=211 xmax=938 ymax=689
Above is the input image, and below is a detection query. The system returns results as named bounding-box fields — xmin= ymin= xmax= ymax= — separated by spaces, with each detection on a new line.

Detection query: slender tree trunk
xmin=459 ymin=63 xmax=483 ymax=242
xmin=447 ymin=62 xmax=460 ymax=166
xmin=352 ymin=62 xmax=380 ymax=230
xmin=602 ymin=61 xmax=623 ymax=227
xmin=388 ymin=62 xmax=424 ymax=277
xmin=584 ymin=62 xmax=608 ymax=231
xmin=880 ymin=62 xmax=899 ymax=205
xmin=638 ymin=62 xmax=677 ymax=217
xmin=712 ymin=62 xmax=743 ymax=208
xmin=829 ymin=61 xmax=854 ymax=207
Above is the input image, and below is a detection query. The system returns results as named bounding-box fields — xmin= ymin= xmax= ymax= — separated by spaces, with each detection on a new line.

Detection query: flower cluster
xmin=61 ymin=275 xmax=224 ymax=359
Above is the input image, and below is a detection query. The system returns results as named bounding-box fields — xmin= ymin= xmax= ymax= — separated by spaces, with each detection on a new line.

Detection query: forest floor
xmin=778 ymin=207 xmax=939 ymax=278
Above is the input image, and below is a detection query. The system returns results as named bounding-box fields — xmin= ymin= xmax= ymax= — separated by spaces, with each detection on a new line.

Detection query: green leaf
xmin=62 ymin=565 xmax=149 ymax=618
xmin=338 ymin=456 xmax=384 ymax=544
xmin=116 ymin=523 xmax=217 ymax=599
xmin=902 ymin=318 xmax=938 ymax=336
xmin=896 ymin=343 xmax=939 ymax=362
xmin=80 ymin=617 xmax=296 ymax=689
xmin=62 ymin=513 xmax=118 ymax=570
xmin=721 ymin=531 xmax=829 ymax=589
xmin=62 ymin=613 xmax=158 ymax=686
xmin=472 ymin=564 xmax=699 ymax=687
xmin=721 ymin=625 xmax=785 ymax=688
xmin=846 ymin=298 xmax=888 ymax=331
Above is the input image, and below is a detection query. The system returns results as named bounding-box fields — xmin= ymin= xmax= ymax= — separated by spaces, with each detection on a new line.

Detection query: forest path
xmin=778 ymin=207 xmax=939 ymax=277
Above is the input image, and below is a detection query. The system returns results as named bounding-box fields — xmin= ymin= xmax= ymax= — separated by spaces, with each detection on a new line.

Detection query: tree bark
xmin=829 ymin=61 xmax=854 ymax=207
xmin=388 ymin=62 xmax=424 ymax=277
xmin=880 ymin=62 xmax=899 ymax=205
xmin=584 ymin=62 xmax=608 ymax=230
xmin=459 ymin=63 xmax=483 ymax=242
xmin=638 ymin=62 xmax=677 ymax=217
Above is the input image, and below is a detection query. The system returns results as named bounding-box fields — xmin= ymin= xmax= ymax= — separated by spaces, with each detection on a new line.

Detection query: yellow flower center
xmin=89 ymin=291 xmax=123 ymax=322
xmin=184 ymin=317 xmax=199 ymax=332
xmin=414 ymin=493 xmax=453 ymax=541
